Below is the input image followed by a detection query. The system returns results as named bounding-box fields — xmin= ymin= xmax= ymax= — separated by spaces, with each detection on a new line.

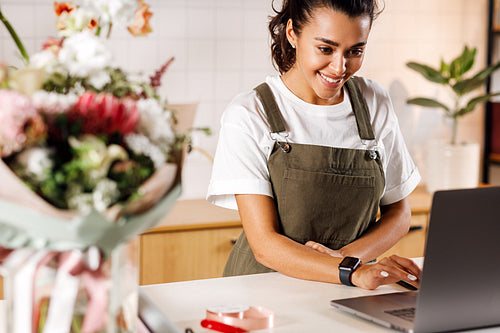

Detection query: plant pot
xmin=425 ymin=141 xmax=481 ymax=193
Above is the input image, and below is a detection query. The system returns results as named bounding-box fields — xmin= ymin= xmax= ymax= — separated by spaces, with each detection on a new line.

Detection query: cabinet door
xmin=140 ymin=227 xmax=243 ymax=285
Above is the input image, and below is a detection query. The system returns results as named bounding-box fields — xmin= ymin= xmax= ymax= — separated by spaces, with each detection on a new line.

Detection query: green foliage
xmin=406 ymin=45 xmax=500 ymax=144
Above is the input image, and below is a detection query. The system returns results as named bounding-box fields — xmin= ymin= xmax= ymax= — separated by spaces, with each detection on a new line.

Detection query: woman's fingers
xmin=375 ymin=256 xmax=421 ymax=288
xmin=387 ymin=254 xmax=422 ymax=277
xmin=352 ymin=256 xmax=422 ymax=290
xmin=304 ymin=241 xmax=342 ymax=257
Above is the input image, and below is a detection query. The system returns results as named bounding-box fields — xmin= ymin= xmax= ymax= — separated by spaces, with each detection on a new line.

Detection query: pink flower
xmin=71 ymin=91 xmax=140 ymax=136
xmin=42 ymin=37 xmax=64 ymax=54
xmin=0 ymin=90 xmax=46 ymax=157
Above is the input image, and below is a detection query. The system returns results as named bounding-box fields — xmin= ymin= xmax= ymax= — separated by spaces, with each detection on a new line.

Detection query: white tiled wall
xmin=0 ymin=0 xmax=488 ymax=199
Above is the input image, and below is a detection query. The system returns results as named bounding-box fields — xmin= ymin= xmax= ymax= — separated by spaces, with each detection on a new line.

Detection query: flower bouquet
xmin=0 ymin=1 xmax=198 ymax=332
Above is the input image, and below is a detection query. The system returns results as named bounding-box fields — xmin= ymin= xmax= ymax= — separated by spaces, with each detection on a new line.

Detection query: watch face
xmin=340 ymin=257 xmax=361 ymax=269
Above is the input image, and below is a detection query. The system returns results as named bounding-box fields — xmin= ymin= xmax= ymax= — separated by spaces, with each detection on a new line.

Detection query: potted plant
xmin=406 ymin=45 xmax=500 ymax=192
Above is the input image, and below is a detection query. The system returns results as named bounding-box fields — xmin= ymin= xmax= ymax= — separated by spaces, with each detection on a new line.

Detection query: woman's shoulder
xmin=352 ymin=76 xmax=390 ymax=101
xmin=352 ymin=76 xmax=394 ymax=117
xmin=221 ymin=84 xmax=269 ymax=130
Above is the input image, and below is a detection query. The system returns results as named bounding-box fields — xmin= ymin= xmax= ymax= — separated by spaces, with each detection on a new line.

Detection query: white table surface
xmin=2 ymin=257 xmax=499 ymax=333
xmin=140 ymin=270 xmax=500 ymax=333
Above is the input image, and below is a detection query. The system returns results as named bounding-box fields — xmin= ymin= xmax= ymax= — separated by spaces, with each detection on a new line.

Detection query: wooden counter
xmin=139 ymin=186 xmax=433 ymax=285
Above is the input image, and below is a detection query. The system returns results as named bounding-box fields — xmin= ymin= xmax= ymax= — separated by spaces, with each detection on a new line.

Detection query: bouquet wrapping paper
xmin=0 ymin=160 xmax=182 ymax=333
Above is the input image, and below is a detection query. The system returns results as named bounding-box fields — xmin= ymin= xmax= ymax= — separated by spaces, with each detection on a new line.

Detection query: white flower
xmin=14 ymin=147 xmax=54 ymax=182
xmin=127 ymin=72 xmax=150 ymax=95
xmin=67 ymin=179 xmax=119 ymax=212
xmin=88 ymin=70 xmax=112 ymax=90
xmin=92 ymin=178 xmax=120 ymax=212
xmin=85 ymin=0 xmax=137 ymax=28
xmin=136 ymin=98 xmax=175 ymax=146
xmin=124 ymin=133 xmax=166 ymax=168
xmin=31 ymin=91 xmax=78 ymax=115
xmin=57 ymin=7 xmax=96 ymax=37
xmin=58 ymin=31 xmax=112 ymax=89
xmin=66 ymin=184 xmax=92 ymax=213
xmin=29 ymin=50 xmax=58 ymax=71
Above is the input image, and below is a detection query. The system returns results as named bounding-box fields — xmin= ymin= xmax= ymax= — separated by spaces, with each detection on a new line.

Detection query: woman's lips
xmin=318 ymin=71 xmax=343 ymax=88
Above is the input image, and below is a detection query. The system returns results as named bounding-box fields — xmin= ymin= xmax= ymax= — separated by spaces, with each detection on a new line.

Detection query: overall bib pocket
xmin=280 ymin=167 xmax=377 ymax=249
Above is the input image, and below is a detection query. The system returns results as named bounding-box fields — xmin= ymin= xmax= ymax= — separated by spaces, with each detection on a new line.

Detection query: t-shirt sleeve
xmin=206 ymin=97 xmax=273 ymax=210
xmin=374 ymin=88 xmax=421 ymax=206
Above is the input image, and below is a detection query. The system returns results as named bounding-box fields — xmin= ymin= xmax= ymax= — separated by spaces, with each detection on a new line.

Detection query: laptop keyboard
xmin=384 ymin=307 xmax=416 ymax=322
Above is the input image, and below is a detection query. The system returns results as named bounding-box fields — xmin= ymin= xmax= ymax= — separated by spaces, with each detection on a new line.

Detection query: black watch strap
xmin=339 ymin=267 xmax=356 ymax=286
xmin=338 ymin=257 xmax=361 ymax=287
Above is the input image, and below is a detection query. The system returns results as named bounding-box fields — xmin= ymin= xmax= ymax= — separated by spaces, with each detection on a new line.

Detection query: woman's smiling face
xmin=283 ymin=7 xmax=371 ymax=105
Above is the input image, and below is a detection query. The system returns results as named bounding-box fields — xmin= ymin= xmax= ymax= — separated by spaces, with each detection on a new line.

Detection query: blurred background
xmin=0 ymin=0 xmax=493 ymax=199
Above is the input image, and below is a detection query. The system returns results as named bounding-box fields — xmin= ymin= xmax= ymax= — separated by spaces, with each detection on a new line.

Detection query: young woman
xmin=207 ymin=0 xmax=422 ymax=290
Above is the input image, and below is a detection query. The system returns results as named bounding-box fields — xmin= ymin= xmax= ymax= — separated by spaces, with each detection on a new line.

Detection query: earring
xmin=291 ymin=44 xmax=296 ymax=49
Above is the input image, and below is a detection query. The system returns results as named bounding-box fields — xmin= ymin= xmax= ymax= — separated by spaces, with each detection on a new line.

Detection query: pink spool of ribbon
xmin=205 ymin=305 xmax=274 ymax=332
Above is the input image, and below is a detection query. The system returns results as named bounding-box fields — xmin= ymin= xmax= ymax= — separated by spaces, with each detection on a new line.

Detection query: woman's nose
xmin=329 ymin=54 xmax=346 ymax=75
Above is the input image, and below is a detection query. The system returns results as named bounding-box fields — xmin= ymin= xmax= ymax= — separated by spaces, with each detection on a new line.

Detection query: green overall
xmin=223 ymin=78 xmax=386 ymax=276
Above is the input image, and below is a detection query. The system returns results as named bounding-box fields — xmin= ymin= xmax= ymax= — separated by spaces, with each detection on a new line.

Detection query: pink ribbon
xmin=206 ymin=306 xmax=275 ymax=331
xmin=59 ymin=249 xmax=108 ymax=333
xmin=0 ymin=246 xmax=113 ymax=333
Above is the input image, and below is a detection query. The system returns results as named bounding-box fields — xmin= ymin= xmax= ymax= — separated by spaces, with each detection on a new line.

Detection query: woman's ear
xmin=285 ymin=19 xmax=296 ymax=49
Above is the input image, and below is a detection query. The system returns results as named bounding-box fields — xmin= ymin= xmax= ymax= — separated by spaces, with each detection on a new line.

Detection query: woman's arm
xmin=236 ymin=194 xmax=420 ymax=289
xmin=336 ymin=197 xmax=411 ymax=263
xmin=305 ymin=198 xmax=411 ymax=264
xmin=236 ymin=193 xmax=342 ymax=283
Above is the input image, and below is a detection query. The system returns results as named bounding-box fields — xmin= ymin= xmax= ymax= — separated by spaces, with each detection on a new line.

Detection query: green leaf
xmin=471 ymin=60 xmax=500 ymax=81
xmin=449 ymin=46 xmax=476 ymax=79
xmin=406 ymin=97 xmax=450 ymax=112
xmin=406 ymin=62 xmax=448 ymax=84
xmin=457 ymin=92 xmax=500 ymax=116
xmin=452 ymin=77 xmax=487 ymax=96
xmin=453 ymin=60 xmax=500 ymax=95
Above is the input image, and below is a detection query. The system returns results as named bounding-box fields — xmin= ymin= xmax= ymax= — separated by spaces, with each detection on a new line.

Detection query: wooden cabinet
xmin=139 ymin=200 xmax=241 ymax=285
xmin=139 ymin=187 xmax=432 ymax=285
xmin=140 ymin=226 xmax=242 ymax=284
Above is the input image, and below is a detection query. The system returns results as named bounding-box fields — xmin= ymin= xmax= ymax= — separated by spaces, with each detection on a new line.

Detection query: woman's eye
xmin=348 ymin=49 xmax=364 ymax=57
xmin=318 ymin=47 xmax=332 ymax=54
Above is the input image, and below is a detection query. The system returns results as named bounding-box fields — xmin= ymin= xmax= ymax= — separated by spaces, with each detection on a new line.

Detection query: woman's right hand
xmin=351 ymin=255 xmax=421 ymax=290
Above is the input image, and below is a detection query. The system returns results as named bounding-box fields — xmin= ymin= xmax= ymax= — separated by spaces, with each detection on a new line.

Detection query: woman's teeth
xmin=319 ymin=72 xmax=341 ymax=83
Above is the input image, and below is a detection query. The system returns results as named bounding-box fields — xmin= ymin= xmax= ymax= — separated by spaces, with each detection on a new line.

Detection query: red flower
xmin=71 ymin=91 xmax=139 ymax=136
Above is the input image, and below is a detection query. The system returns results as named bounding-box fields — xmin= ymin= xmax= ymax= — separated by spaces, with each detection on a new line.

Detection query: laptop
xmin=330 ymin=186 xmax=500 ymax=333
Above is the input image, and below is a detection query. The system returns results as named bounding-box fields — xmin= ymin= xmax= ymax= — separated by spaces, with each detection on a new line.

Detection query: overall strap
xmin=344 ymin=78 xmax=375 ymax=141
xmin=254 ymin=83 xmax=286 ymax=134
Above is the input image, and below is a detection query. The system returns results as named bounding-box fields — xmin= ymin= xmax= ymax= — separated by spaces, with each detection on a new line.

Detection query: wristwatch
xmin=338 ymin=256 xmax=361 ymax=287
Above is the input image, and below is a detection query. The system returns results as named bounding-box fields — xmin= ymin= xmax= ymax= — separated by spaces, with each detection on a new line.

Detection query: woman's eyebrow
xmin=314 ymin=37 xmax=367 ymax=48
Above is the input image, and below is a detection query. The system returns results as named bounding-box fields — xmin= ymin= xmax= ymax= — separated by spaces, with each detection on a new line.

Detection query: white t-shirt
xmin=207 ymin=75 xmax=421 ymax=210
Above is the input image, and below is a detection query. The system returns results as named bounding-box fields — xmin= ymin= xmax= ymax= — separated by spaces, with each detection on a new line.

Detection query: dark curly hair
xmin=269 ymin=0 xmax=383 ymax=73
